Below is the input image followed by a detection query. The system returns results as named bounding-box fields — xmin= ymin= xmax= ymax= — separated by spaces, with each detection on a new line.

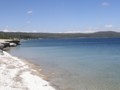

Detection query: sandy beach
xmin=0 ymin=39 xmax=10 ymax=43
xmin=0 ymin=51 xmax=56 ymax=90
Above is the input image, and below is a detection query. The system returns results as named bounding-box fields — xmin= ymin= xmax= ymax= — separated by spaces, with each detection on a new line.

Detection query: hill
xmin=0 ymin=31 xmax=120 ymax=39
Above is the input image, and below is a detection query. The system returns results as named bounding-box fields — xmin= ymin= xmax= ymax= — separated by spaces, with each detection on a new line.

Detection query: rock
xmin=9 ymin=43 xmax=17 ymax=47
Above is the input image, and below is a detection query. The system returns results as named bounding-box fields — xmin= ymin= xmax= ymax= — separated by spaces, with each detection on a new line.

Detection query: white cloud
xmin=3 ymin=29 xmax=9 ymax=32
xmin=32 ymin=30 xmax=38 ymax=33
xmin=63 ymin=30 xmax=81 ymax=33
xmin=102 ymin=2 xmax=110 ymax=6
xmin=27 ymin=10 xmax=33 ymax=14
xmin=105 ymin=24 xmax=113 ymax=28
xmin=83 ymin=27 xmax=99 ymax=33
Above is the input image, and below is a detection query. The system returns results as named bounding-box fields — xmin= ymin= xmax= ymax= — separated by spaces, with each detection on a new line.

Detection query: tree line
xmin=0 ymin=31 xmax=120 ymax=39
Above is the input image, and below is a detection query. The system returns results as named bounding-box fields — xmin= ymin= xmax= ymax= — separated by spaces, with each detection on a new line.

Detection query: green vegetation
xmin=0 ymin=31 xmax=120 ymax=39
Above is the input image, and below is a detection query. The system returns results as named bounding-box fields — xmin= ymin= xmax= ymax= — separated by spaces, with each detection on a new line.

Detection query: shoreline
xmin=0 ymin=51 xmax=56 ymax=90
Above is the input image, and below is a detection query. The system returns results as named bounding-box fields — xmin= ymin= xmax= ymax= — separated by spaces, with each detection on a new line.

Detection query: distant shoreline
xmin=1 ymin=31 xmax=120 ymax=39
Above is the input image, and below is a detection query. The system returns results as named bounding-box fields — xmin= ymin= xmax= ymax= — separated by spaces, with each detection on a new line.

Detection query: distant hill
xmin=0 ymin=31 xmax=120 ymax=39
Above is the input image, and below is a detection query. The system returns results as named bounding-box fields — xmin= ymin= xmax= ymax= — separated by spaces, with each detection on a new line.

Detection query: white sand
xmin=0 ymin=51 xmax=56 ymax=90
xmin=0 ymin=39 xmax=10 ymax=43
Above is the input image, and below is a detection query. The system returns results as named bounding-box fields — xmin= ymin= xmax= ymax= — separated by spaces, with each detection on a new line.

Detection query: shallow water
xmin=9 ymin=38 xmax=120 ymax=90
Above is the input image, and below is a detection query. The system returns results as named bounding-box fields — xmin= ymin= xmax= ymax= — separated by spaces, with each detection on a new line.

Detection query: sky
xmin=0 ymin=0 xmax=120 ymax=33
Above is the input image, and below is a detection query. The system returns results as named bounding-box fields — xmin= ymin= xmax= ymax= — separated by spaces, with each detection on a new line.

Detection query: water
xmin=9 ymin=38 xmax=120 ymax=90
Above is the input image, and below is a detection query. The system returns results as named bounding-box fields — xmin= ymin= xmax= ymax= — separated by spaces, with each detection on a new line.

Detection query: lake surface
xmin=9 ymin=38 xmax=120 ymax=90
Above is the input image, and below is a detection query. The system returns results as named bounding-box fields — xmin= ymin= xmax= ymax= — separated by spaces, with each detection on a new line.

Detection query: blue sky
xmin=0 ymin=0 xmax=120 ymax=33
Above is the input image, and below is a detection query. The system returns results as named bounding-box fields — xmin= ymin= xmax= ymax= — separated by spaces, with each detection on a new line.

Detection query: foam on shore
xmin=0 ymin=51 xmax=56 ymax=90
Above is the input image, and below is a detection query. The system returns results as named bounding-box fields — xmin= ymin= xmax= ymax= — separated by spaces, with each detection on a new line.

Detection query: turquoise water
xmin=9 ymin=38 xmax=120 ymax=90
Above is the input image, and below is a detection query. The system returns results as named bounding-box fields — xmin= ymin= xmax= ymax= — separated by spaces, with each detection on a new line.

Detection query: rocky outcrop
xmin=0 ymin=40 xmax=20 ymax=51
